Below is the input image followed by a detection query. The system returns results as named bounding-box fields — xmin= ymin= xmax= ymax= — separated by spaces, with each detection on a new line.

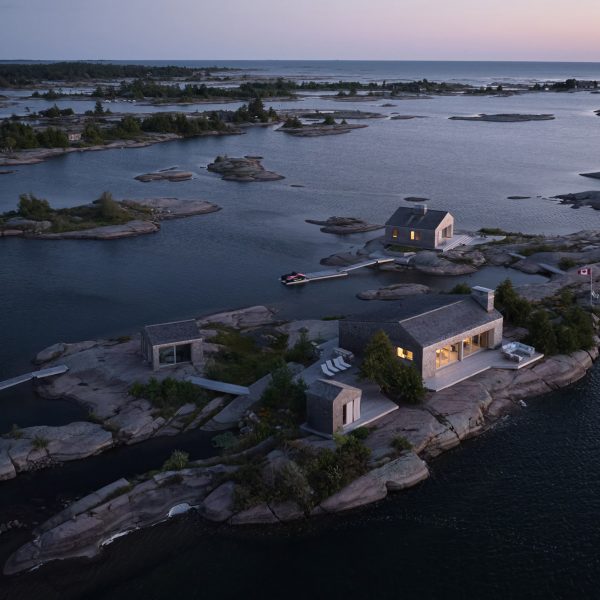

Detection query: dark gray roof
xmin=307 ymin=379 xmax=360 ymax=403
xmin=385 ymin=206 xmax=450 ymax=230
xmin=344 ymin=295 xmax=502 ymax=348
xmin=143 ymin=319 xmax=201 ymax=346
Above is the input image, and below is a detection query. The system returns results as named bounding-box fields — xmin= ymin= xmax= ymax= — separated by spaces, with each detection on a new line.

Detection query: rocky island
xmin=306 ymin=216 xmax=384 ymax=235
xmin=207 ymin=155 xmax=284 ymax=182
xmin=0 ymin=193 xmax=220 ymax=240
xmin=552 ymin=191 xmax=600 ymax=210
xmin=449 ymin=113 xmax=555 ymax=122
xmin=134 ymin=168 xmax=193 ymax=182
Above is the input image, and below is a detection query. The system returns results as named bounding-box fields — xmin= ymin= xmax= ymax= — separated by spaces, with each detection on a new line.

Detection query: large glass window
xmin=435 ymin=343 xmax=460 ymax=369
xmin=410 ymin=230 xmax=421 ymax=241
xmin=392 ymin=228 xmax=399 ymax=239
xmin=158 ymin=343 xmax=192 ymax=366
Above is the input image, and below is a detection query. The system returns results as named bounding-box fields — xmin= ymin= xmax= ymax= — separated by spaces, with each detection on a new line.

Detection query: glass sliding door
xmin=435 ymin=343 xmax=460 ymax=369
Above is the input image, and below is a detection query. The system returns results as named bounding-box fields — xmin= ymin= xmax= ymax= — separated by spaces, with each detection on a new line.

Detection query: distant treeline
xmin=0 ymin=62 xmax=233 ymax=87
xmin=89 ymin=77 xmax=467 ymax=101
xmin=530 ymin=79 xmax=599 ymax=91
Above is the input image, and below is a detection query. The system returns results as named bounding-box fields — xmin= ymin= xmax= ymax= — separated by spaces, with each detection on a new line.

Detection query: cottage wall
xmin=421 ymin=317 xmax=503 ymax=379
xmin=147 ymin=338 xmax=203 ymax=371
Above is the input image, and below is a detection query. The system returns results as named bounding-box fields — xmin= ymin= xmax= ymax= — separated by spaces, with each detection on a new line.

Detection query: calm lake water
xmin=1 ymin=61 xmax=600 ymax=598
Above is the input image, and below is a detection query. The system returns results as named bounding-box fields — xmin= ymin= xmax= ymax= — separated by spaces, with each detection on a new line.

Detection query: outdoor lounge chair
xmin=320 ymin=363 xmax=336 ymax=377
xmin=325 ymin=359 xmax=341 ymax=373
xmin=333 ymin=356 xmax=351 ymax=370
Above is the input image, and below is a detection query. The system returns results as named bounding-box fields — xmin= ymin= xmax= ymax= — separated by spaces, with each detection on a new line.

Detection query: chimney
xmin=412 ymin=204 xmax=427 ymax=216
xmin=471 ymin=286 xmax=495 ymax=312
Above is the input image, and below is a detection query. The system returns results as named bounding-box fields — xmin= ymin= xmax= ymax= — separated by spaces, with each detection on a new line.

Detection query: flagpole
xmin=591 ymin=266 xmax=594 ymax=308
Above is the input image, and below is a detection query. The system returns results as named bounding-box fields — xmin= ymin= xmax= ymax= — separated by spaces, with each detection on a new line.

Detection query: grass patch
xmin=31 ymin=435 xmax=49 ymax=450
xmin=162 ymin=450 xmax=190 ymax=471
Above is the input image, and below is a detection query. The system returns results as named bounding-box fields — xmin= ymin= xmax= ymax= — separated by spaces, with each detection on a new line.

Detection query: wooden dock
xmin=0 ymin=365 xmax=69 ymax=392
xmin=284 ymin=256 xmax=395 ymax=286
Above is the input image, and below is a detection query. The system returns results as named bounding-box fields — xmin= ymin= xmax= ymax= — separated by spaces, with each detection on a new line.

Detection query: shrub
xmin=526 ymin=310 xmax=558 ymax=355
xmin=360 ymin=330 xmax=425 ymax=404
xmin=559 ymin=257 xmax=577 ymax=271
xmin=162 ymin=450 xmax=190 ymax=471
xmin=448 ymin=282 xmax=471 ymax=294
xmin=211 ymin=431 xmax=237 ymax=451
xmin=495 ymin=279 xmax=532 ymax=326
xmin=18 ymin=193 xmax=52 ymax=220
xmin=32 ymin=435 xmax=49 ymax=450
xmin=129 ymin=377 xmax=208 ymax=417
xmin=7 ymin=424 xmax=22 ymax=439
xmin=261 ymin=365 xmax=307 ymax=422
xmin=348 ymin=426 xmax=370 ymax=440
xmin=392 ymin=436 xmax=413 ymax=452
xmin=285 ymin=328 xmax=315 ymax=364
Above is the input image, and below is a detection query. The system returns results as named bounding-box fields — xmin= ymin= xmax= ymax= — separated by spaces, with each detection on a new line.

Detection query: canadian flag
xmin=578 ymin=267 xmax=591 ymax=276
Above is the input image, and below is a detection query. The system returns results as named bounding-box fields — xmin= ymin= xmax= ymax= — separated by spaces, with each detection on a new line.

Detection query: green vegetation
xmin=495 ymin=279 xmax=595 ymax=355
xmin=204 ymin=326 xmax=289 ymax=386
xmin=0 ymin=62 xmax=231 ymax=87
xmin=559 ymin=257 xmax=577 ymax=271
xmin=162 ymin=450 xmax=190 ymax=471
xmin=261 ymin=365 xmax=307 ymax=423
xmin=284 ymin=329 xmax=316 ymax=365
xmin=495 ymin=279 xmax=532 ymax=327
xmin=391 ymin=436 xmax=413 ymax=452
xmin=0 ymin=192 xmax=156 ymax=234
xmin=233 ymin=433 xmax=371 ymax=512
xmin=448 ymin=282 xmax=472 ymax=294
xmin=282 ymin=116 xmax=303 ymax=128
xmin=360 ymin=330 xmax=425 ymax=404
xmin=322 ymin=114 xmax=336 ymax=126
xmin=38 ymin=104 xmax=74 ymax=118
xmin=0 ymin=119 xmax=69 ymax=151
xmin=129 ymin=377 xmax=210 ymax=419
xmin=530 ymin=79 xmax=598 ymax=91
xmin=232 ymin=97 xmax=278 ymax=123
xmin=32 ymin=435 xmax=49 ymax=450
xmin=141 ymin=112 xmax=227 ymax=135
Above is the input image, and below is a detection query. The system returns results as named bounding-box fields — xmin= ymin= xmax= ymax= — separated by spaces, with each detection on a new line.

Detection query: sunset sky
xmin=1 ymin=0 xmax=599 ymax=61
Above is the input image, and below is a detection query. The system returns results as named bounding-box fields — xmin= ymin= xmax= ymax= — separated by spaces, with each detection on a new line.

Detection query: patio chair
xmin=320 ymin=363 xmax=336 ymax=377
xmin=333 ymin=356 xmax=351 ymax=370
xmin=325 ymin=359 xmax=341 ymax=373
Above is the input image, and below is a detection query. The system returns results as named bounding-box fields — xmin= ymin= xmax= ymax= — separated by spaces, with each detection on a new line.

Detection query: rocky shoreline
xmin=3 ymin=340 xmax=597 ymax=575
xmin=0 ymin=130 xmax=240 ymax=167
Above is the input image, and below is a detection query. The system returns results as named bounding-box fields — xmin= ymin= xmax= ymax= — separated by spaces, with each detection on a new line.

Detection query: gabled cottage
xmin=339 ymin=287 xmax=503 ymax=379
xmin=385 ymin=205 xmax=453 ymax=250
xmin=141 ymin=319 xmax=203 ymax=371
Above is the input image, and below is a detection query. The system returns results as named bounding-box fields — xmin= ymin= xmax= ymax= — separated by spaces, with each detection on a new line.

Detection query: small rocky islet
xmin=306 ymin=216 xmax=384 ymax=234
xmin=207 ymin=155 xmax=284 ymax=182
xmin=134 ymin=168 xmax=193 ymax=182
xmin=449 ymin=113 xmax=555 ymax=122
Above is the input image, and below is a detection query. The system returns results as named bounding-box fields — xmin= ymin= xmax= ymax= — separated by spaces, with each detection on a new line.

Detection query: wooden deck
xmin=0 ymin=365 xmax=69 ymax=392
xmin=424 ymin=347 xmax=544 ymax=392
xmin=284 ymin=256 xmax=395 ymax=286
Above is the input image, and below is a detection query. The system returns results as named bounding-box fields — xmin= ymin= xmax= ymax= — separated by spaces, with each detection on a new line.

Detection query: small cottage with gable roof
xmin=385 ymin=205 xmax=454 ymax=250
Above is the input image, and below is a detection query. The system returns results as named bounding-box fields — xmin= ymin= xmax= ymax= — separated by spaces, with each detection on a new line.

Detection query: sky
xmin=1 ymin=0 xmax=599 ymax=62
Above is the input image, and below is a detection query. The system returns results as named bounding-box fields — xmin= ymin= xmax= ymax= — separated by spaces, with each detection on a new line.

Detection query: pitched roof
xmin=307 ymin=379 xmax=361 ymax=403
xmin=385 ymin=206 xmax=450 ymax=230
xmin=143 ymin=319 xmax=201 ymax=346
xmin=343 ymin=295 xmax=502 ymax=348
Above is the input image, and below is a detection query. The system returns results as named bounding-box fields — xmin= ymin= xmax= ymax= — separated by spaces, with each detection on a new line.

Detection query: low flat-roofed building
xmin=141 ymin=319 xmax=203 ymax=371
xmin=305 ymin=379 xmax=362 ymax=436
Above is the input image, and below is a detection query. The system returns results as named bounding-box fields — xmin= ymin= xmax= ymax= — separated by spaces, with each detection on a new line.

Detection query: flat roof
xmin=143 ymin=319 xmax=201 ymax=346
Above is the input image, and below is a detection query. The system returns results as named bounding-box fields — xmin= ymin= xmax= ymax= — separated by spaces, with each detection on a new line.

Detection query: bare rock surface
xmin=198 ymin=305 xmax=276 ymax=328
xmin=412 ymin=251 xmax=477 ymax=275
xmin=201 ymin=481 xmax=236 ymax=522
xmin=357 ymin=283 xmax=429 ymax=300
xmin=135 ymin=169 xmax=193 ymax=182
xmin=553 ymin=191 xmax=600 ymax=210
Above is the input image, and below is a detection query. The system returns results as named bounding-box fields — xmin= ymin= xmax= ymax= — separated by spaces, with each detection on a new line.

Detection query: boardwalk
xmin=0 ymin=365 xmax=69 ymax=392
xmin=285 ymin=256 xmax=395 ymax=286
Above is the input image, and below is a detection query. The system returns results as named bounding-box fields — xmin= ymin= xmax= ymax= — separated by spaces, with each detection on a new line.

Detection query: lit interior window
xmin=392 ymin=228 xmax=399 ymax=239
xmin=397 ymin=347 xmax=413 ymax=361
xmin=410 ymin=230 xmax=421 ymax=241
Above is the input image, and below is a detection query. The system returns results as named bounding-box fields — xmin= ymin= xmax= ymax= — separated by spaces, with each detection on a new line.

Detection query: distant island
xmin=0 ymin=192 xmax=220 ymax=240
xmin=449 ymin=114 xmax=555 ymax=122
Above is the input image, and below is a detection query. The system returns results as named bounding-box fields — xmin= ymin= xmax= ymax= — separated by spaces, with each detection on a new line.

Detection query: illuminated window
xmin=397 ymin=347 xmax=413 ymax=361
xmin=410 ymin=230 xmax=421 ymax=241
xmin=392 ymin=228 xmax=399 ymax=239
